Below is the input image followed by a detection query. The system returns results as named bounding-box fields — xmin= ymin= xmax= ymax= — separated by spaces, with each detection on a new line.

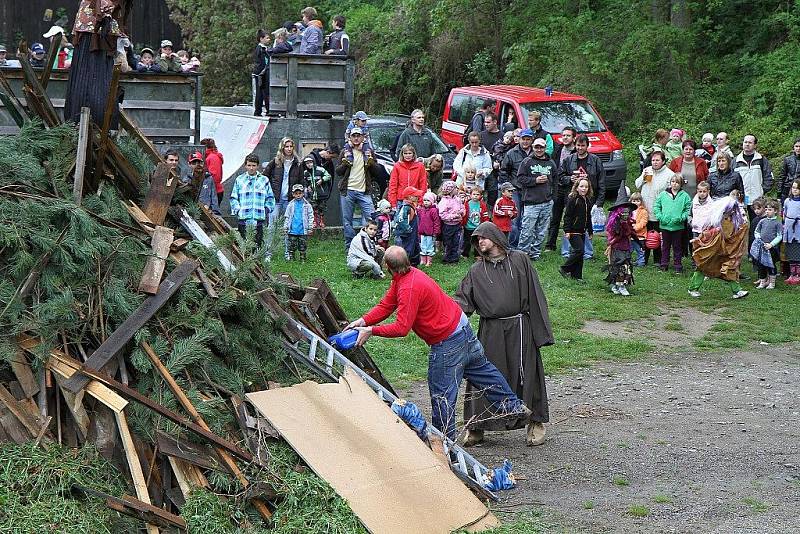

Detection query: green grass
xmin=582 ymin=500 xmax=595 ymax=509
xmin=270 ymin=235 xmax=800 ymax=385
xmin=612 ymin=475 xmax=630 ymax=487
xmin=627 ymin=504 xmax=650 ymax=517
xmin=653 ymin=494 xmax=673 ymax=504
xmin=742 ymin=497 xmax=768 ymax=513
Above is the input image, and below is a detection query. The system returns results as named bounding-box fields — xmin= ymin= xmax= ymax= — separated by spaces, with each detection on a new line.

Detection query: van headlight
xmin=612 ymin=149 xmax=624 ymax=161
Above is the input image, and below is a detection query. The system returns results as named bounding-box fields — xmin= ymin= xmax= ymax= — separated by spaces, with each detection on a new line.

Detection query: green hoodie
xmin=653 ymin=189 xmax=691 ymax=231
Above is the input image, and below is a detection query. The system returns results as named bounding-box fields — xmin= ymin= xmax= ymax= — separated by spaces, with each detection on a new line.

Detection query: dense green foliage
xmin=169 ymin=0 xmax=800 ymax=156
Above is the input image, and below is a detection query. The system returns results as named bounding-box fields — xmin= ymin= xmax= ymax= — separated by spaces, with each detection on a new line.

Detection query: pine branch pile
xmin=0 ymin=119 xmax=365 ymax=533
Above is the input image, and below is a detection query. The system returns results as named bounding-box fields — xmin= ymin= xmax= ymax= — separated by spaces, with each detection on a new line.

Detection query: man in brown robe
xmin=454 ymin=221 xmax=554 ymax=447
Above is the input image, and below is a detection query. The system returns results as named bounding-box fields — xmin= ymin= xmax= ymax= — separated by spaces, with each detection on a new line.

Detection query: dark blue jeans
xmin=428 ymin=314 xmax=523 ymax=440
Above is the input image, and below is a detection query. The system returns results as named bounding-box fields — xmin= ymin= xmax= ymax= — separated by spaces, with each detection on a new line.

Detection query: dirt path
xmin=401 ymin=343 xmax=800 ymax=533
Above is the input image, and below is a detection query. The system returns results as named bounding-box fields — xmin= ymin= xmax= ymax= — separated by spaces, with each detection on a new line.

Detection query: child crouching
xmin=283 ymin=184 xmax=314 ymax=261
xmin=417 ymin=192 xmax=441 ymax=266
xmin=604 ymin=198 xmax=637 ymax=295
xmin=347 ymin=219 xmax=385 ymax=279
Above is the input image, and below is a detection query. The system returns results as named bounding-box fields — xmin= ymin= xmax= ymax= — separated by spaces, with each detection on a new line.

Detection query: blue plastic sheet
xmin=391 ymin=399 xmax=428 ymax=439
xmin=484 ymin=459 xmax=516 ymax=491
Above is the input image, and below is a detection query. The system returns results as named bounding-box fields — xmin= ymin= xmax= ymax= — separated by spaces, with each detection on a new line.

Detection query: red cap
xmin=401 ymin=186 xmax=424 ymax=200
xmin=188 ymin=151 xmax=203 ymax=163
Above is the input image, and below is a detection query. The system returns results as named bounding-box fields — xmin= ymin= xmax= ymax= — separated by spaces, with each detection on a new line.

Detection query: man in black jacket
xmin=546 ymin=127 xmax=577 ymax=250
xmin=500 ymin=129 xmax=534 ymax=248
xmin=558 ymin=134 xmax=605 ymax=259
xmin=480 ymin=112 xmax=503 ymax=211
xmin=516 ymin=138 xmax=557 ymax=260
xmin=779 ymin=137 xmax=800 ymax=202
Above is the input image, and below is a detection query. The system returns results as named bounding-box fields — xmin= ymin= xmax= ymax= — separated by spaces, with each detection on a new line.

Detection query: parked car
xmin=440 ymin=86 xmax=627 ymax=201
xmin=367 ymin=114 xmax=456 ymax=205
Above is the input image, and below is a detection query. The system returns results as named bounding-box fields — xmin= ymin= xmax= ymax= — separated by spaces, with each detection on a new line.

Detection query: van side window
xmin=448 ymin=93 xmax=473 ymax=125
xmin=499 ymin=102 xmax=517 ymax=130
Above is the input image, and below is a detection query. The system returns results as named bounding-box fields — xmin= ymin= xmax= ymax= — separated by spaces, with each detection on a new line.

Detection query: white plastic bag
xmin=591 ymin=205 xmax=606 ymax=233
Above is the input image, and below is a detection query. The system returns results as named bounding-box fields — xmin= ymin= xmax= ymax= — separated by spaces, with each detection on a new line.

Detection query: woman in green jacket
xmin=654 ymin=174 xmax=692 ymax=272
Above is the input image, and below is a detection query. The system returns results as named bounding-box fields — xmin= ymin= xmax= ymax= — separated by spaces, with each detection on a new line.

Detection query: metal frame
xmin=290 ymin=321 xmax=498 ymax=501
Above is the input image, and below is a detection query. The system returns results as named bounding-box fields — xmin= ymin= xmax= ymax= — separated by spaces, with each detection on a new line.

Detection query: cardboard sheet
xmin=247 ymin=369 xmax=499 ymax=534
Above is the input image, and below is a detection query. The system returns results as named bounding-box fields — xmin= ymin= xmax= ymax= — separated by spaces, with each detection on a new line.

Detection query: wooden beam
xmin=92 ymin=65 xmax=121 ymax=186
xmin=0 ymin=384 xmax=41 ymax=437
xmin=17 ymin=51 xmax=60 ymax=125
xmin=118 ymin=110 xmax=174 ymax=170
xmin=138 ymin=226 xmax=174 ymax=295
xmin=73 ymin=485 xmax=185 ymax=531
xmin=116 ymin=411 xmax=160 ymax=534
xmin=167 ymin=456 xmax=209 ymax=500
xmin=156 ymin=431 xmax=219 ymax=471
xmin=195 ymin=267 xmax=217 ymax=298
xmin=172 ymin=208 xmax=235 ymax=273
xmin=53 ymin=379 xmax=90 ymax=440
xmin=46 ymin=351 xmax=128 ymax=413
xmin=142 ymin=163 xmax=178 ymax=226
xmin=123 ymin=200 xmax=156 ymax=236
xmin=62 ymin=260 xmax=196 ymax=393
xmin=141 ymin=341 xmax=274 ymax=520
xmin=73 ymin=107 xmax=91 ymax=205
xmin=40 ymin=33 xmax=62 ymax=90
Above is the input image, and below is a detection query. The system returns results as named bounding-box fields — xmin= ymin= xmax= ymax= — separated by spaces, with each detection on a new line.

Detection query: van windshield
xmin=520 ymin=101 xmax=607 ymax=134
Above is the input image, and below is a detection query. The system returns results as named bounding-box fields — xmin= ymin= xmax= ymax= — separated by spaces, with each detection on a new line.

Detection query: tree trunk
xmin=670 ymin=0 xmax=691 ymax=28
xmin=650 ymin=0 xmax=670 ymax=23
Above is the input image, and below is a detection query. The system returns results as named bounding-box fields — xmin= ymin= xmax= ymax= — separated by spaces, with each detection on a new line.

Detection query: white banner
xmin=200 ymin=108 xmax=268 ymax=183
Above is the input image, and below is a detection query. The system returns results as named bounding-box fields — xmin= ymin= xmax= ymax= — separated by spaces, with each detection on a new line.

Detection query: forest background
xmin=166 ymin=0 xmax=800 ymax=159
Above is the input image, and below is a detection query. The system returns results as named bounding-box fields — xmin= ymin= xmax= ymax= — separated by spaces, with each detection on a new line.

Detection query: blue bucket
xmin=328 ymin=329 xmax=358 ymax=350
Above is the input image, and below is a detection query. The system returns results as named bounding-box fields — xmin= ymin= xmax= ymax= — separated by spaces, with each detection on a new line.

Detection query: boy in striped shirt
xmin=230 ymin=153 xmax=276 ymax=247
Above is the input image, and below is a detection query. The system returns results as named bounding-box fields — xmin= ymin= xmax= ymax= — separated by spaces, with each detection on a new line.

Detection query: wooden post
xmin=142 ymin=163 xmax=178 ymax=225
xmin=115 ymin=412 xmax=161 ymax=534
xmin=92 ymin=65 xmax=121 ymax=186
xmin=73 ymin=107 xmax=91 ymax=205
xmin=286 ymin=56 xmax=298 ymax=119
xmin=40 ymin=33 xmax=62 ymax=90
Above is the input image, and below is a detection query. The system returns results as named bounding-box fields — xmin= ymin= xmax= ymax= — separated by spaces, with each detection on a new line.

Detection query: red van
xmin=441 ymin=85 xmax=627 ymax=195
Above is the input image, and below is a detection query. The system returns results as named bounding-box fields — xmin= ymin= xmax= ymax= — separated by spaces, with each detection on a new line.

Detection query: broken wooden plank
xmin=17 ymin=52 xmax=60 ymax=126
xmin=119 ymin=110 xmax=174 ymax=172
xmin=62 ymin=260 xmax=196 ymax=393
xmin=116 ymin=411 xmax=160 ymax=534
xmin=9 ymin=350 xmax=39 ymax=398
xmin=142 ymin=163 xmax=178 ymax=226
xmin=0 ymin=400 xmax=31 ymax=443
xmin=65 ymin=364 xmax=267 ymax=470
xmin=167 ymin=456 xmax=210 ymax=499
xmin=0 ymin=90 xmax=26 ymax=127
xmin=53 ymin=378 xmax=90 ymax=440
xmin=141 ymin=341 xmax=274 ymax=520
xmin=195 ymin=267 xmax=218 ymax=298
xmin=138 ymin=226 xmax=174 ymax=294
xmin=73 ymin=485 xmax=185 ymax=532
xmin=0 ymin=384 xmax=41 ymax=437
xmin=47 ymin=351 xmax=128 ymax=413
xmin=123 ymin=200 xmax=156 ymax=236
xmin=156 ymin=431 xmax=219 ymax=471
xmin=73 ymin=107 xmax=91 ymax=205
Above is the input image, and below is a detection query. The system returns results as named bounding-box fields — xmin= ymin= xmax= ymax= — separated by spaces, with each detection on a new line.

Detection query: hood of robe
xmin=471 ymin=221 xmax=508 ymax=254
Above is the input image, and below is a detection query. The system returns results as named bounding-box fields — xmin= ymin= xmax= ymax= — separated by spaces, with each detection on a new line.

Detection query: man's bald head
xmin=384 ymin=246 xmax=411 ymax=275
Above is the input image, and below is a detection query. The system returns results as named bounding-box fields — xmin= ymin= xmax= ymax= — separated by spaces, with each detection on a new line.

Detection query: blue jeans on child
xmin=420 ymin=235 xmax=435 ymax=256
xmin=631 ymin=238 xmax=645 ymax=267
xmin=561 ymin=232 xmax=594 ymax=259
xmin=428 ymin=314 xmax=525 ymax=441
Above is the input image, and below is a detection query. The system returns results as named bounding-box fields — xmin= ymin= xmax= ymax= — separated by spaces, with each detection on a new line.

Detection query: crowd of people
xmin=252 ymin=7 xmax=350 ymax=116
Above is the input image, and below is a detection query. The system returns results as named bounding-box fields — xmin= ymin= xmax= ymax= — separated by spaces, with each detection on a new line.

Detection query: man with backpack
xmin=463 ymin=99 xmax=496 ymax=147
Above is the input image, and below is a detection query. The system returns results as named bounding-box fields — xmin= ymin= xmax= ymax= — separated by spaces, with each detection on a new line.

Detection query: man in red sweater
xmin=347 ymin=246 xmax=530 ymax=440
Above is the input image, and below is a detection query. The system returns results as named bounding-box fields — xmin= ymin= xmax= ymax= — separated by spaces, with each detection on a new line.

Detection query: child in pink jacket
xmin=437 ymin=180 xmax=466 ymax=264
xmin=417 ymin=191 xmax=441 ymax=266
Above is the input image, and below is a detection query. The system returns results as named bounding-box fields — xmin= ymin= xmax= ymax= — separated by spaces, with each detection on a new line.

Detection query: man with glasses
xmin=395 ymin=109 xmax=436 ymax=159
xmin=516 ymin=137 xmax=557 ymax=261
xmin=337 ymin=128 xmax=381 ymax=249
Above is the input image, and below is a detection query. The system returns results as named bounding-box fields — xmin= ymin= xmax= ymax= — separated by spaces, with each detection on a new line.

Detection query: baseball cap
xmin=519 ymin=128 xmax=534 ymax=138
xmin=532 ymin=139 xmax=547 ymax=148
xmin=0 ymin=44 xmax=6 ymax=53
xmin=160 ymin=40 xmax=173 ymax=48
xmin=31 ymin=43 xmax=45 ymax=54
xmin=188 ymin=151 xmax=203 ymax=163
xmin=43 ymin=26 xmax=64 ymax=38
xmin=353 ymin=111 xmax=368 ymax=121
xmin=140 ymin=47 xmax=154 ymax=56
xmin=500 ymin=181 xmax=515 ymax=191
xmin=292 ymin=183 xmax=305 ymax=193
xmin=349 ymin=127 xmax=363 ymax=136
